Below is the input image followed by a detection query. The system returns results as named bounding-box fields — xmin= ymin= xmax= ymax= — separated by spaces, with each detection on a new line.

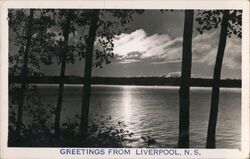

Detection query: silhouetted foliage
xmin=9 ymin=9 xmax=35 ymax=143
xmin=196 ymin=10 xmax=242 ymax=38
xmin=195 ymin=10 xmax=242 ymax=148
xmin=9 ymin=9 xmax=57 ymax=145
xmin=79 ymin=9 xmax=144 ymax=145
xmin=52 ymin=9 xmax=75 ymax=142
xmin=9 ymin=9 xmax=56 ymax=76
xmin=8 ymin=84 xmax=55 ymax=146
xmin=9 ymin=104 xmax=137 ymax=147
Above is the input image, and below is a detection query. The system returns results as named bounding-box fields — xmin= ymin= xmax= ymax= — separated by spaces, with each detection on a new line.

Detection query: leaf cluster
xmin=196 ymin=10 xmax=242 ymax=38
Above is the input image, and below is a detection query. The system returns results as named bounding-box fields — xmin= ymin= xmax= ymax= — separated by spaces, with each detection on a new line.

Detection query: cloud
xmin=112 ymin=29 xmax=241 ymax=70
xmin=165 ymin=72 xmax=181 ymax=78
xmin=192 ymin=31 xmax=241 ymax=69
xmin=112 ymin=29 xmax=183 ymax=64
xmin=113 ymin=29 xmax=180 ymax=62
xmin=221 ymin=37 xmax=241 ymax=69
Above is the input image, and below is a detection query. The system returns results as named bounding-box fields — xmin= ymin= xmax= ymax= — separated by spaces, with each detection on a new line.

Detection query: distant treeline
xmin=9 ymin=76 xmax=241 ymax=88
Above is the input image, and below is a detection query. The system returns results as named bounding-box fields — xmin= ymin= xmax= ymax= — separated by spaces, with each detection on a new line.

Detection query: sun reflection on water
xmin=121 ymin=86 xmax=133 ymax=124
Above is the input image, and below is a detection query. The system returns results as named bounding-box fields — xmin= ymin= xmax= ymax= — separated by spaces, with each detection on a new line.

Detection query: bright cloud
xmin=113 ymin=29 xmax=174 ymax=60
xmin=112 ymin=29 xmax=241 ymax=70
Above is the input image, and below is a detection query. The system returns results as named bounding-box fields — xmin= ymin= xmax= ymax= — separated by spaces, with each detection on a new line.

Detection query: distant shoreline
xmin=9 ymin=76 xmax=241 ymax=88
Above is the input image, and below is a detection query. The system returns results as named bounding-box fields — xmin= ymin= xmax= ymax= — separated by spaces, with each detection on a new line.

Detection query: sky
xmin=22 ymin=10 xmax=242 ymax=79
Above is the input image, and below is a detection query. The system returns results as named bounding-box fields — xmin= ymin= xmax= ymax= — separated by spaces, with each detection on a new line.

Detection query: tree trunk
xmin=178 ymin=10 xmax=194 ymax=148
xmin=15 ymin=9 xmax=34 ymax=142
xmin=206 ymin=10 xmax=230 ymax=148
xmin=54 ymin=11 xmax=71 ymax=141
xmin=79 ymin=10 xmax=100 ymax=146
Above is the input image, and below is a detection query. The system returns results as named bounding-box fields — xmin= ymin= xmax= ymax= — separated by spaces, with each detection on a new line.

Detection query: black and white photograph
xmin=7 ymin=8 xmax=242 ymax=148
xmin=1 ymin=1 xmax=249 ymax=158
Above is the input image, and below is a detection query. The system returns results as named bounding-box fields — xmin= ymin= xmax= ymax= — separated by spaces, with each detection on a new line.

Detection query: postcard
xmin=0 ymin=0 xmax=249 ymax=159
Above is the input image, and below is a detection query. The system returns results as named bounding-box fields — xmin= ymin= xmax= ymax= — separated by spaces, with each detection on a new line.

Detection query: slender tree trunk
xmin=15 ymin=9 xmax=34 ymax=142
xmin=79 ymin=10 xmax=100 ymax=146
xmin=54 ymin=12 xmax=71 ymax=141
xmin=206 ymin=10 xmax=230 ymax=148
xmin=178 ymin=10 xmax=194 ymax=148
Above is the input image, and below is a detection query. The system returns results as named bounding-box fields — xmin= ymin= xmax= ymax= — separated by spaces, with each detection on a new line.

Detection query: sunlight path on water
xmin=121 ymin=86 xmax=133 ymax=124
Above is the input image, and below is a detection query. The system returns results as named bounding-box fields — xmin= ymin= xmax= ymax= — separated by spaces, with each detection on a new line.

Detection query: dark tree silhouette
xmin=50 ymin=10 xmax=88 ymax=141
xmin=206 ymin=10 xmax=230 ymax=149
xmin=78 ymin=9 xmax=144 ymax=145
xmin=178 ymin=10 xmax=194 ymax=148
xmin=10 ymin=9 xmax=34 ymax=142
xmin=54 ymin=10 xmax=73 ymax=141
xmin=79 ymin=9 xmax=100 ymax=145
xmin=9 ymin=9 xmax=57 ymax=145
xmin=196 ymin=10 xmax=242 ymax=148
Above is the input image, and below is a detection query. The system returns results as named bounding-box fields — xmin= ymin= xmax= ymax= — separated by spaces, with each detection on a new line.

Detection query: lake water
xmin=32 ymin=84 xmax=241 ymax=148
